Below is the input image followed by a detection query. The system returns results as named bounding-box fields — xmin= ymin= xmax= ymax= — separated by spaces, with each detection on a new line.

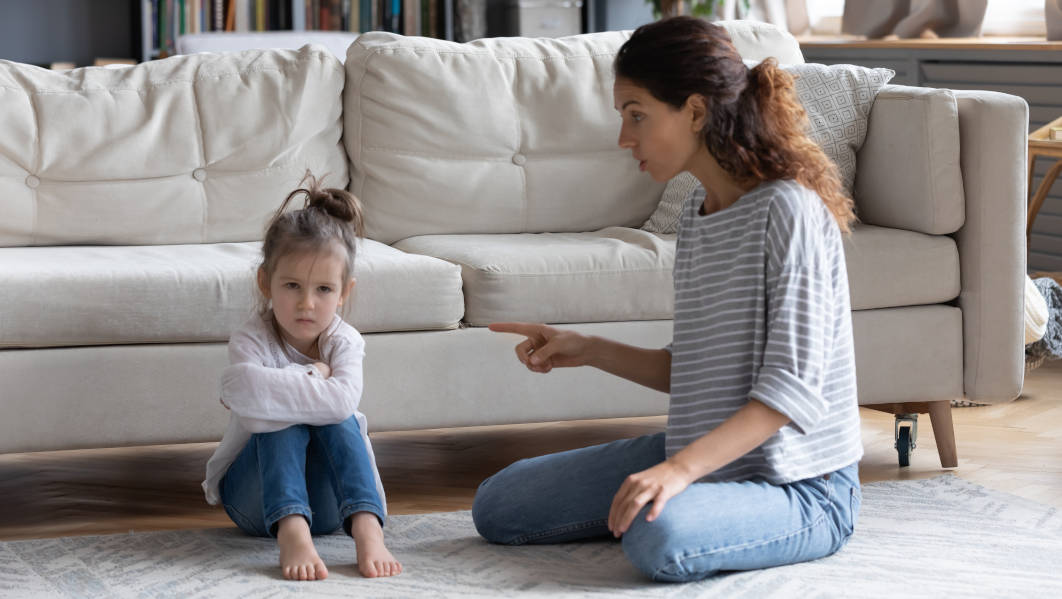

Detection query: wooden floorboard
xmin=2 ymin=361 xmax=1060 ymax=542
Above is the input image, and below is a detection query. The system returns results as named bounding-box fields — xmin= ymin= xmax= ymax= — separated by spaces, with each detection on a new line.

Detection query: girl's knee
xmin=254 ymin=424 xmax=308 ymax=443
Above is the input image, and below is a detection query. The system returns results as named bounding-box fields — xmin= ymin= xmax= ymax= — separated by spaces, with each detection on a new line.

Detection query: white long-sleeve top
xmin=202 ymin=312 xmax=385 ymax=510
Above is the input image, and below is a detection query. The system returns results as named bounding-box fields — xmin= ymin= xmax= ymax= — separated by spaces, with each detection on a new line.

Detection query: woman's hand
xmin=312 ymin=362 xmax=331 ymax=378
xmin=607 ymin=459 xmax=696 ymax=537
xmin=488 ymin=322 xmax=594 ymax=373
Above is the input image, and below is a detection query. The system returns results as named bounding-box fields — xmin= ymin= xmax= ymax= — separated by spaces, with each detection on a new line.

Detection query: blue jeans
xmin=472 ymin=432 xmax=860 ymax=582
xmin=220 ymin=415 xmax=385 ymax=538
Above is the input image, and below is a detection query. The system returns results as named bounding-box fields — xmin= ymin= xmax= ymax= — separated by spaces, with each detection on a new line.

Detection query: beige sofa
xmin=0 ymin=21 xmax=1026 ymax=469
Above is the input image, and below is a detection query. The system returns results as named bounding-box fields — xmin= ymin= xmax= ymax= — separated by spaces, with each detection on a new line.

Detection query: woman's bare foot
xmin=350 ymin=512 xmax=402 ymax=578
xmin=276 ymin=515 xmax=328 ymax=581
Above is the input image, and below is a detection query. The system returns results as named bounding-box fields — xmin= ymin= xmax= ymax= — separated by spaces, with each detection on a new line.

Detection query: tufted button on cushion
xmin=511 ymin=153 xmax=526 ymax=166
xmin=25 ymin=175 xmax=40 ymax=189
xmin=192 ymin=168 xmax=207 ymax=182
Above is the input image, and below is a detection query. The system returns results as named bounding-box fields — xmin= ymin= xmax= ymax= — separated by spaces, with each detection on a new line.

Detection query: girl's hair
xmin=258 ymin=171 xmax=365 ymax=314
xmin=614 ymin=16 xmax=856 ymax=233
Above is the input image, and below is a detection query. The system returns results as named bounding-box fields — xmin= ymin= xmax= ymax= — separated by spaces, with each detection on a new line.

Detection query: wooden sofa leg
xmin=927 ymin=400 xmax=958 ymax=468
xmin=864 ymin=400 xmax=959 ymax=468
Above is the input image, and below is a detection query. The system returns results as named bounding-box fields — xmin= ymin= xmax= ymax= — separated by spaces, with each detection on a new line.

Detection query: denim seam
xmin=514 ymin=519 xmax=608 ymax=545
xmin=317 ymin=430 xmax=385 ymax=529
xmin=265 ymin=503 xmax=313 ymax=536
xmin=341 ymin=500 xmax=386 ymax=525
xmin=653 ymin=501 xmax=831 ymax=579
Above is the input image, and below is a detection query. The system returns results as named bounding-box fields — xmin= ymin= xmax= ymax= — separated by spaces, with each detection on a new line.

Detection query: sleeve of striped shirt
xmin=749 ymin=263 xmax=831 ymax=434
xmin=748 ymin=191 xmax=833 ymax=434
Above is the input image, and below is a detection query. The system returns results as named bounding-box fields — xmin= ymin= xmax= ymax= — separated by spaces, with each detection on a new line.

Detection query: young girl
xmin=203 ymin=174 xmax=401 ymax=581
xmin=474 ymin=17 xmax=862 ymax=582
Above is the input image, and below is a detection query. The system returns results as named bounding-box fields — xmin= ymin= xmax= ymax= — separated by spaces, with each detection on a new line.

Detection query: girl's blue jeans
xmin=219 ymin=415 xmax=385 ymax=538
xmin=472 ymin=432 xmax=860 ymax=582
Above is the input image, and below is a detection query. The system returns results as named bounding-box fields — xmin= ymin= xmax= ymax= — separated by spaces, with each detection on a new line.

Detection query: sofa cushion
xmin=853 ymin=85 xmax=965 ymax=235
xmin=0 ymin=45 xmax=347 ymax=247
xmin=345 ymin=23 xmax=804 ymax=246
xmin=394 ymin=228 xmax=675 ymax=326
xmin=844 ymin=224 xmax=960 ymax=310
xmin=345 ymin=31 xmax=663 ymax=244
xmin=0 ymin=240 xmax=462 ymax=348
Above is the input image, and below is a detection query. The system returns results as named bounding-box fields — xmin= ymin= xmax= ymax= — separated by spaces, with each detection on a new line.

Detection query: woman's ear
xmin=338 ymin=277 xmax=356 ymax=306
xmin=686 ymin=94 xmax=708 ymax=133
xmin=256 ymin=267 xmax=271 ymax=299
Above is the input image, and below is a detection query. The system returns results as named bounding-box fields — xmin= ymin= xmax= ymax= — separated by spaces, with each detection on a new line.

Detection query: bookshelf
xmin=144 ymin=0 xmax=617 ymax=61
xmin=146 ymin=0 xmax=464 ymax=60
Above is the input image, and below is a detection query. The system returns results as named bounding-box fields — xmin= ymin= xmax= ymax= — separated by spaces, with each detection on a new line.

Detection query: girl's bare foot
xmin=350 ymin=512 xmax=402 ymax=578
xmin=276 ymin=515 xmax=328 ymax=581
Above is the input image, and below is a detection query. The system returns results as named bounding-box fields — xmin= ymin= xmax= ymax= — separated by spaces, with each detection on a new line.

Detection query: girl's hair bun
xmin=294 ymin=171 xmax=364 ymax=238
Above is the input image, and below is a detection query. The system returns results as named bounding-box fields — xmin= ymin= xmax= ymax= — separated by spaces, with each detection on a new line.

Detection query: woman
xmin=472 ymin=16 xmax=863 ymax=582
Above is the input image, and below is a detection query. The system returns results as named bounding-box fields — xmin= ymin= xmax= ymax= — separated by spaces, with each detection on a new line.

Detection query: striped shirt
xmin=666 ymin=179 xmax=862 ymax=485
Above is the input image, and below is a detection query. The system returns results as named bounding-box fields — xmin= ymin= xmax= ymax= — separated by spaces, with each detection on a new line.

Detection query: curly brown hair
xmin=614 ymin=16 xmax=856 ymax=234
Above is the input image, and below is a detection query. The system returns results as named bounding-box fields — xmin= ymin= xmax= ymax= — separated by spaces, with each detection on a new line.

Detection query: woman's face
xmin=613 ymin=77 xmax=701 ymax=183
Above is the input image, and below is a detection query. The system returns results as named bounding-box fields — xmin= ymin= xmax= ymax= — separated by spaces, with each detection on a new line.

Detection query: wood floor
xmin=2 ymin=360 xmax=1060 ymax=542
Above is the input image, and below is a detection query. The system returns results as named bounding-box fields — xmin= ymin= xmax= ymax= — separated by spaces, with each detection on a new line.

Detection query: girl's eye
xmin=285 ymin=282 xmax=299 ymax=289
xmin=318 ymin=286 xmax=333 ymax=293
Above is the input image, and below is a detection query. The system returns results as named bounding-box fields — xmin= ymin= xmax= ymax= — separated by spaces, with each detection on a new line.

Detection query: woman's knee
xmin=471 ymin=472 xmax=508 ymax=543
xmin=471 ymin=465 xmax=531 ymax=544
xmin=622 ymin=508 xmax=714 ymax=582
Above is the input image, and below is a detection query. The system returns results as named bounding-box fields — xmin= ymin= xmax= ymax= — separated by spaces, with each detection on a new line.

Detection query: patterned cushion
xmin=642 ymin=63 xmax=894 ymax=234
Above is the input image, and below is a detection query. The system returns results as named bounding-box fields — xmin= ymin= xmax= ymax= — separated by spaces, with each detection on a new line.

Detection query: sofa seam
xmin=359 ymin=146 xmax=626 ymax=160
xmin=189 ymin=71 xmax=209 ymax=243
xmin=29 ymin=90 xmax=41 ymax=246
xmin=512 ymin=61 xmax=528 ymax=230
xmin=360 ymin=45 xmax=623 ymax=62
xmin=466 ymin=268 xmax=671 ymax=277
xmin=354 ymin=51 xmax=373 ymax=204
xmin=0 ymin=59 xmax=343 ymax=95
xmin=919 ymin=94 xmax=937 ymax=234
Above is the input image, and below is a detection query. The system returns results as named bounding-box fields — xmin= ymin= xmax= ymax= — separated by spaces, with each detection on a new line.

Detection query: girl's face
xmin=613 ymin=77 xmax=703 ymax=183
xmin=257 ymin=246 xmax=354 ymax=357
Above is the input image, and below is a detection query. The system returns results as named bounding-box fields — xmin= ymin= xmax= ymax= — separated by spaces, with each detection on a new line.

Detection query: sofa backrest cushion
xmin=344 ymin=21 xmax=804 ymax=244
xmin=0 ymin=45 xmax=347 ymax=247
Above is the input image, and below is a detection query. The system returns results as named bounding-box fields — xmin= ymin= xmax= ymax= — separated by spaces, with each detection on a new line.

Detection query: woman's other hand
xmin=488 ymin=322 xmax=594 ymax=373
xmin=607 ymin=459 xmax=696 ymax=537
xmin=312 ymin=362 xmax=331 ymax=378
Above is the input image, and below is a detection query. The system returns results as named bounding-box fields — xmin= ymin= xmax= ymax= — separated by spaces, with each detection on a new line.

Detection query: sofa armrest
xmin=953 ymin=90 xmax=1028 ymax=403
xmin=854 ymin=84 xmax=964 ymax=235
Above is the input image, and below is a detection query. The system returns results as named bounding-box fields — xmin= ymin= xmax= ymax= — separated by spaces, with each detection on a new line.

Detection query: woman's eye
xmin=632 ymin=113 xmax=644 ymax=122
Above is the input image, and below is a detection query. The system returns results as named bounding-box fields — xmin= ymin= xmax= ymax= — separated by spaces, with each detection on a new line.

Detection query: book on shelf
xmin=142 ymin=0 xmax=460 ymax=61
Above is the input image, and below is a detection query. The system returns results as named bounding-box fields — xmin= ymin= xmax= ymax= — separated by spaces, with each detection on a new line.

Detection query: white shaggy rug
xmin=2 ymin=475 xmax=1060 ymax=598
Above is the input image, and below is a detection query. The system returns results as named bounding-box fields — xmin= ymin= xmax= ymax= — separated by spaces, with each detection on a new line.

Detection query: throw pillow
xmin=641 ymin=62 xmax=894 ymax=234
